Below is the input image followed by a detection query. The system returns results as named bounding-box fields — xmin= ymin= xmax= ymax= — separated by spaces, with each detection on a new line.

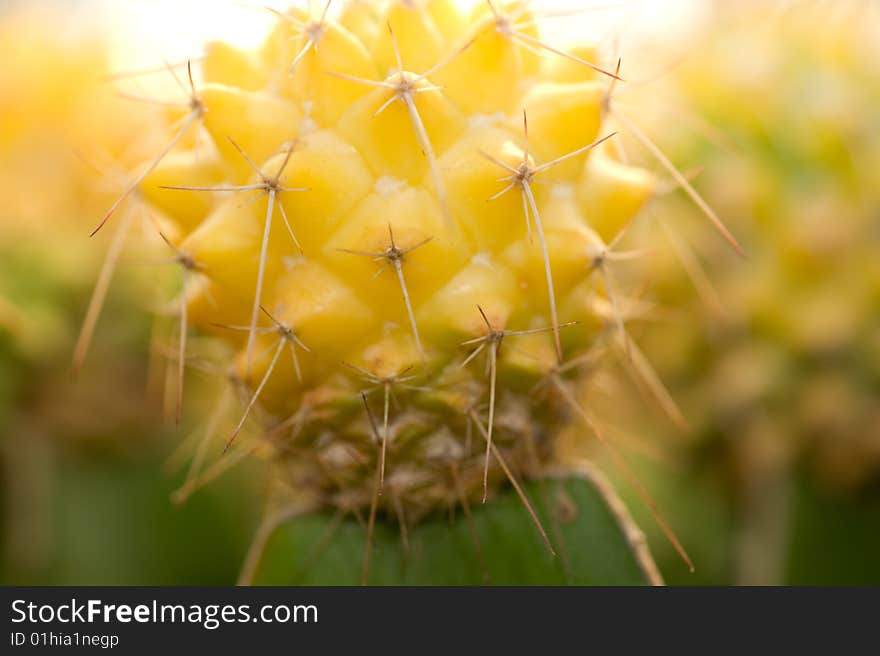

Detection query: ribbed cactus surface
xmin=75 ymin=2 xmax=739 ymax=586
xmin=102 ymin=0 xmax=664 ymax=525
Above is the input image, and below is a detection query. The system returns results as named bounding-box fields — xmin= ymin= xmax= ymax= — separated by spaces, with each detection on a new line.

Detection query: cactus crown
xmin=84 ymin=1 xmax=734 ymax=571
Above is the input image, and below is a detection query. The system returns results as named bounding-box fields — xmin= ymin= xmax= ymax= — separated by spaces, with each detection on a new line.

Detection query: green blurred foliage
xmin=0 ymin=241 xmax=262 ymax=585
xmin=2 ymin=444 xmax=260 ymax=586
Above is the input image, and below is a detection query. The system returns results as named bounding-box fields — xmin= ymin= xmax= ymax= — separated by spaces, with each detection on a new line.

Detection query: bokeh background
xmin=1 ymin=0 xmax=878 ymax=585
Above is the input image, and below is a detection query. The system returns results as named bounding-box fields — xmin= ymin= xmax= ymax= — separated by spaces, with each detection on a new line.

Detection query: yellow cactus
xmin=85 ymin=1 xmax=743 ymax=580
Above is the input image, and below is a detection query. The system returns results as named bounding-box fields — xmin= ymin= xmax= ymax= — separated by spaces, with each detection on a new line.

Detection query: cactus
xmin=633 ymin=2 xmax=880 ymax=583
xmin=81 ymin=0 xmax=742 ymax=585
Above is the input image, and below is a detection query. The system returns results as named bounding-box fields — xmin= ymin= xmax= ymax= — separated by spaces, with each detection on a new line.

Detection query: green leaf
xmin=255 ymin=470 xmax=654 ymax=585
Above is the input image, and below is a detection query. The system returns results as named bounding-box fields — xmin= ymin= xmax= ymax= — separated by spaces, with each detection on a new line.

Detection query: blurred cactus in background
xmin=0 ymin=3 xmax=168 ymax=398
xmin=629 ymin=1 xmax=880 ymax=584
xmin=0 ymin=5 xmax=260 ymax=585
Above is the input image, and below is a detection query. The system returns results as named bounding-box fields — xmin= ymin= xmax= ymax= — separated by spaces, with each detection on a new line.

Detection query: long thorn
xmin=478 ymin=150 xmax=519 ymax=174
xmin=226 ymin=136 xmax=266 ymax=178
xmin=247 ymin=189 xmax=276 ymax=377
xmin=175 ymin=443 xmax=258 ymax=503
xmin=163 ymin=56 xmax=189 ymax=96
xmin=521 ymin=182 xmax=533 ymax=241
xmin=460 ymin=341 xmax=487 ymax=368
xmin=402 ymin=93 xmax=452 ymax=229
xmin=176 ymin=271 xmax=188 ymax=425
xmin=91 ymin=111 xmax=198 ymax=236
xmin=386 ymin=20 xmax=404 ymax=72
xmin=392 ymin=258 xmax=427 ymax=370
xmin=416 ymin=35 xmax=477 ymax=82
xmin=657 ymin=213 xmax=726 ymax=319
xmin=483 ymin=342 xmax=498 ymax=503
xmin=186 ymin=59 xmax=197 ymax=97
xmin=265 ymin=6 xmax=305 ymax=28
xmin=613 ymin=110 xmax=745 ymax=257
xmin=523 ymin=181 xmax=562 ymax=362
xmin=381 ymin=382 xmax=391 ymax=490
xmin=469 ymin=410 xmax=556 ymax=557
xmin=487 ymin=182 xmax=516 ymax=202
xmin=276 ymin=201 xmax=303 ymax=253
xmin=599 ymin=264 xmax=628 ymax=358
xmin=619 ymin=332 xmax=689 ymax=432
xmin=275 ymin=139 xmax=298 ymax=179
xmin=391 ymin=490 xmax=409 ymax=555
xmin=362 ymin=408 xmax=382 ymax=586
xmin=288 ymin=341 xmax=303 ymax=382
xmin=565 ymin=462 xmax=665 ymax=586
xmin=115 ymin=92 xmax=189 ymax=107
xmin=552 ymin=376 xmax=692 ymax=570
xmin=236 ymin=503 xmax=307 ymax=586
xmin=106 ymin=57 xmax=203 ymax=81
xmin=225 ymin=338 xmax=285 ymax=453
xmin=159 ymin=184 xmax=266 ymax=192
xmin=533 ymin=132 xmax=618 ymax=174
xmin=73 ymin=209 xmax=134 ymax=373
xmin=173 ymin=386 xmax=232 ymax=499
xmin=288 ymin=38 xmax=315 ymax=75
xmin=511 ymin=31 xmax=623 ymax=81
xmin=326 ymin=71 xmax=396 ymax=89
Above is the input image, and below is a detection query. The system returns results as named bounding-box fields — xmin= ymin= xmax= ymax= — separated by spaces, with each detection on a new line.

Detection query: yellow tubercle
xmin=260 ymin=8 xmax=379 ymax=127
xmin=140 ymin=150 xmax=226 ymax=233
xmin=518 ymin=82 xmax=603 ymax=180
xmin=498 ymin=330 xmax=558 ymax=389
xmin=348 ymin=332 xmax=422 ymax=380
xmin=432 ymin=18 xmax=524 ymax=116
xmin=502 ymin=193 xmax=596 ymax=317
xmin=181 ymin=199 xmax=274 ymax=306
xmin=269 ymin=131 xmax=375 ymax=252
xmin=270 ymin=259 xmax=378 ymax=358
xmin=417 ymin=256 xmax=519 ymax=346
xmin=434 ymin=125 xmax=525 ymax=249
xmin=322 ymin=184 xmax=469 ymax=309
xmin=577 ymin=147 xmax=656 ymax=241
xmin=541 ymin=45 xmax=602 ymax=84
xmin=336 ymin=74 xmax=465 ymax=182
xmin=338 ymin=0 xmax=382 ymax=50
xmin=426 ymin=0 xmax=469 ymax=44
xmin=200 ymin=84 xmax=302 ymax=180
xmin=371 ymin=2 xmax=446 ymax=76
xmin=203 ymin=41 xmax=267 ymax=91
